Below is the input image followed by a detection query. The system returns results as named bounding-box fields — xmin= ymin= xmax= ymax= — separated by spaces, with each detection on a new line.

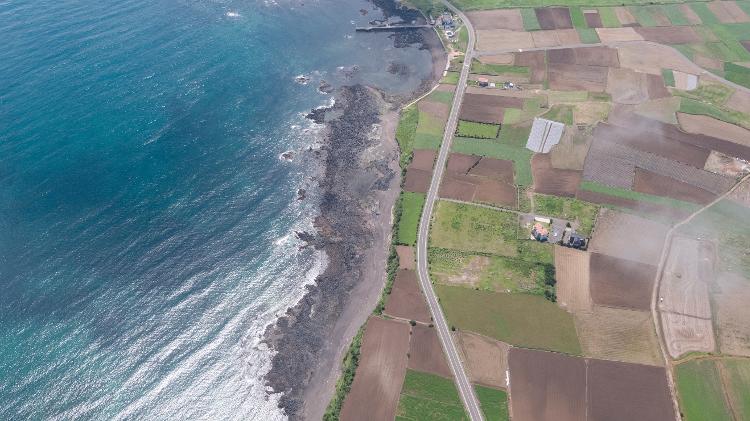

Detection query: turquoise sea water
xmin=0 ymin=0 xmax=433 ymax=418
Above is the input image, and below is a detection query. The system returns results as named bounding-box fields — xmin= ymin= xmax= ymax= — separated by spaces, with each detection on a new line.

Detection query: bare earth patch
xmin=574 ymin=306 xmax=663 ymax=366
xmin=707 ymin=1 xmax=750 ymax=23
xmin=396 ymin=245 xmax=415 ymax=270
xmin=554 ymin=245 xmax=592 ymax=312
xmin=714 ymin=272 xmax=750 ymax=356
xmin=418 ymin=100 xmax=450 ymax=121
xmin=677 ymin=113 xmax=750 ymax=147
xmin=410 ymin=149 xmax=436 ymax=171
xmin=478 ymin=53 xmax=515 ymax=65
xmin=705 ymin=150 xmax=750 ymax=178
xmin=595 ymin=27 xmax=644 ymax=43
xmin=476 ymin=29 xmax=534 ymax=52
xmin=661 ymin=312 xmax=715 ymax=358
xmin=407 ymin=324 xmax=452 ymax=378
xmin=590 ymin=253 xmax=656 ymax=311
xmin=340 ymin=317 xmax=411 ymax=421
xmin=467 ymin=9 xmax=524 ymax=30
xmin=384 ymin=269 xmax=432 ymax=324
xmin=532 ymin=153 xmax=582 ymax=197
xmin=633 ymin=168 xmax=716 ymax=205
xmin=726 ymin=90 xmax=750 ymax=112
xmin=589 ymin=208 xmax=669 ymax=266
xmin=614 ymin=6 xmax=638 ymax=25
xmin=679 ymin=4 xmax=703 ymax=24
xmin=617 ymin=42 xmax=697 ymax=75
xmin=457 ymin=331 xmax=510 ymax=389
xmin=607 ymin=68 xmax=650 ymax=105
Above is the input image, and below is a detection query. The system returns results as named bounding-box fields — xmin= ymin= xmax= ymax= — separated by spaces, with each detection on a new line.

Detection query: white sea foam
xmin=226 ymin=11 xmax=241 ymax=18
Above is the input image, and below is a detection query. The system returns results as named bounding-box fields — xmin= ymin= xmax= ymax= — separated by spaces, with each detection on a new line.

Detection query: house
xmin=477 ymin=77 xmax=489 ymax=87
xmin=442 ymin=12 xmax=454 ymax=29
xmin=531 ymin=223 xmax=549 ymax=242
xmin=567 ymin=233 xmax=587 ymax=249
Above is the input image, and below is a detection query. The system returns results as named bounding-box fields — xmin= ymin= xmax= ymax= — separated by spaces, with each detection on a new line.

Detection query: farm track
xmin=651 ymin=172 xmax=750 ymax=420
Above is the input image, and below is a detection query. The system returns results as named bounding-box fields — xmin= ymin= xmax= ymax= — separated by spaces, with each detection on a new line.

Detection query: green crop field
xmin=396 ymin=105 xmax=419 ymax=169
xmin=414 ymin=111 xmax=446 ymax=150
xmin=678 ymin=98 xmax=750 ymax=130
xmin=470 ymin=60 xmax=530 ymax=77
xmin=442 ymin=71 xmax=460 ymax=85
xmin=629 ymin=6 xmax=660 ymax=27
xmin=436 ymin=284 xmax=582 ymax=354
xmin=724 ymin=359 xmax=750 ymax=420
xmin=396 ymin=370 xmax=468 ymax=421
xmin=520 ymin=7 xmax=541 ymax=30
xmin=675 ymin=360 xmax=732 ymax=421
xmin=429 ymin=247 xmax=555 ymax=294
xmin=474 ymin=385 xmax=509 ymax=421
xmin=452 ymin=124 xmax=533 ymax=186
xmin=569 ymin=7 xmax=586 ymax=28
xmin=502 ymin=97 xmax=545 ymax=125
xmin=398 ymin=192 xmax=426 ymax=246
xmin=533 ymin=194 xmax=599 ymax=236
xmin=456 ymin=120 xmax=500 ymax=138
xmin=598 ymin=7 xmax=621 ymax=27
xmin=428 ymin=90 xmax=455 ymax=105
xmin=690 ymin=3 xmax=720 ymax=25
xmin=430 ymin=200 xmax=520 ymax=256
xmin=662 ymin=4 xmax=689 ymax=25
xmin=725 ymin=62 xmax=750 ymax=89
xmin=577 ymin=28 xmax=600 ymax=44
xmin=542 ymin=104 xmax=574 ymax=125
xmin=661 ymin=69 xmax=675 ymax=87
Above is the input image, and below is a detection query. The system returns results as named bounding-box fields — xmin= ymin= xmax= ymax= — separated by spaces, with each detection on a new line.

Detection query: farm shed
xmin=526 ymin=118 xmax=564 ymax=153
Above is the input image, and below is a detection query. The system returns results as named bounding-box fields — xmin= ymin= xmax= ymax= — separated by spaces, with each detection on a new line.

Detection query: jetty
xmin=355 ymin=24 xmax=432 ymax=32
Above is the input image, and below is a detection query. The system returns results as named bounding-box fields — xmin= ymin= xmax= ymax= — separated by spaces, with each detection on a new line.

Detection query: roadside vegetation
xmin=398 ymin=192 xmax=427 ymax=246
xmin=396 ymin=105 xmax=420 ymax=169
xmin=396 ymin=370 xmax=468 ymax=420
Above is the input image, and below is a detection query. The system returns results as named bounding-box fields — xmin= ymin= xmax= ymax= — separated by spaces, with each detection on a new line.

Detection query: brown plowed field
xmin=547 ymin=46 xmax=619 ymax=67
xmin=607 ymin=68 xmax=650 ymax=105
xmin=476 ymin=29 xmax=535 ymax=51
xmin=407 ymin=324 xmax=452 ymax=378
xmin=467 ymin=9 xmax=524 ymax=30
xmin=404 ymin=168 xmax=431 ymax=193
xmin=589 ymin=208 xmax=668 ymax=266
xmin=576 ymin=189 xmax=691 ymax=220
xmin=609 ymin=111 xmax=750 ymax=162
xmin=614 ymin=6 xmax=638 ymax=25
xmin=418 ymin=100 xmax=450 ymax=121
xmin=531 ymin=30 xmax=561 ymax=48
xmin=591 ymin=122 xmax=711 ymax=168
xmin=547 ymin=48 xmax=575 ymax=65
xmin=384 ymin=269 xmax=432 ymax=323
xmin=587 ymin=359 xmax=676 ymax=421
xmin=646 ymin=74 xmax=670 ymax=99
xmin=479 ymin=53 xmax=515 ymax=65
xmin=460 ymin=94 xmax=523 ymax=124
xmin=409 ymin=149 xmax=436 ymax=171
xmin=474 ymin=178 xmax=517 ymax=207
xmin=554 ymin=246 xmax=591 ymax=312
xmin=508 ymin=348 xmax=586 ymax=421
xmin=532 ymin=154 xmax=582 ymax=197
xmin=658 ymin=237 xmax=713 ymax=319
xmin=440 ymin=174 xmax=478 ymax=201
xmin=556 ymin=29 xmax=581 ymax=45
xmin=677 ymin=113 xmax=750 ymax=147
xmin=396 ymin=245 xmax=415 ymax=270
xmin=714 ymin=273 xmax=750 ymax=356
xmin=575 ymin=306 xmax=662 ymax=365
xmin=548 ymin=63 xmax=609 ymax=92
xmin=634 ymin=26 xmax=701 ymax=44
xmin=469 ymin=157 xmax=514 ymax=184
xmin=457 ymin=332 xmax=509 ymax=389
xmin=446 ymin=153 xmax=481 ymax=174
xmin=679 ymin=4 xmax=703 ymax=24
xmin=535 ymin=7 xmax=573 ymax=29
xmin=584 ymin=10 xmax=603 ymax=28
xmin=617 ymin=42 xmax=698 ymax=74
xmin=633 ymin=168 xmax=716 ymax=204
xmin=340 ymin=317 xmax=411 ymax=421
xmin=515 ymin=51 xmax=547 ymax=83
xmin=661 ymin=312 xmax=715 ymax=358
xmin=590 ymin=253 xmax=656 ymax=310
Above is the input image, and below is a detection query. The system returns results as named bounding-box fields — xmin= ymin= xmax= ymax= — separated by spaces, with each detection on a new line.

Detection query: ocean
xmin=0 ymin=0 xmax=434 ymax=419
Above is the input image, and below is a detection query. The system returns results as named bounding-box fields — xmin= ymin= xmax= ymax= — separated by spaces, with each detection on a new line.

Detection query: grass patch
xmin=441 ymin=71 xmax=460 ymax=85
xmin=579 ymin=180 xmax=699 ymax=212
xmin=548 ymin=90 xmax=589 ymax=103
xmin=436 ymin=284 xmax=582 ymax=354
xmin=577 ymin=28 xmax=601 ymax=44
xmin=724 ymin=359 xmax=750 ymax=420
xmin=457 ymin=25 xmax=469 ymax=52
xmin=398 ymin=192 xmax=426 ymax=246
xmin=724 ymin=62 xmax=750 ymax=89
xmin=588 ymin=91 xmax=611 ymax=102
xmin=396 ymin=105 xmax=419 ymax=169
xmin=475 ymin=385 xmax=509 ymax=421
xmin=678 ymin=98 xmax=750 ymax=129
xmin=661 ymin=69 xmax=675 ymax=87
xmin=413 ymin=111 xmax=446 ymax=150
xmin=452 ymin=138 xmax=533 ymax=186
xmin=429 ymin=247 xmax=555 ymax=295
xmin=629 ymin=6 xmax=660 ymax=27
xmin=322 ymin=326 xmax=364 ymax=421
xmin=662 ymin=4 xmax=689 ymax=26
xmin=428 ymin=90 xmax=455 ymax=105
xmin=678 ymin=199 xmax=750 ymax=276
xmin=502 ymin=97 xmax=545 ymax=125
xmin=404 ymin=0 xmax=447 ymax=16
xmin=430 ymin=200 xmax=520 ymax=256
xmin=690 ymin=3 xmax=720 ymax=25
xmin=520 ymin=7 xmax=541 ymax=31
xmin=533 ymin=194 xmax=599 ymax=236
xmin=598 ymin=7 xmax=621 ymax=27
xmin=396 ymin=370 xmax=468 ymax=421
xmin=456 ymin=120 xmax=500 ymax=139
xmin=470 ymin=59 xmax=530 ymax=77
xmin=675 ymin=359 xmax=732 ymax=421
xmin=542 ymin=104 xmax=574 ymax=125
xmin=708 ymin=24 xmax=750 ymax=61
xmin=570 ymin=7 xmax=587 ymax=29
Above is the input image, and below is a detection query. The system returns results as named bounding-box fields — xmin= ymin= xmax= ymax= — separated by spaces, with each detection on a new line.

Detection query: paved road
xmin=415 ymin=2 xmax=484 ymax=420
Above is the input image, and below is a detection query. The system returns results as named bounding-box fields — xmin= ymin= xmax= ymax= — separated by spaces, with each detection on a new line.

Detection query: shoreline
xmin=262 ymin=11 xmax=447 ymax=421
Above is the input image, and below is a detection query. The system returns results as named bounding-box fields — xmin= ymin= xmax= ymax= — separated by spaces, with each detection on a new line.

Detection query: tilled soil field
xmin=532 ymin=154 xmax=582 ymax=197
xmin=634 ymin=26 xmax=701 ymax=44
xmin=410 ymin=149 xmax=436 ymax=171
xmin=460 ymin=94 xmax=523 ymax=124
xmin=469 ymin=157 xmax=515 ymax=184
xmin=661 ymin=312 xmax=715 ymax=358
xmin=714 ymin=273 xmax=750 ymax=356
xmin=474 ymin=179 xmax=517 ymax=207
xmin=554 ymin=246 xmax=591 ymax=312
xmin=614 ymin=6 xmax=638 ymax=25
xmin=595 ymin=27 xmax=644 ymax=42
xmin=457 ymin=331 xmax=510 ymax=389
xmin=384 ymin=269 xmax=432 ymax=323
xmin=535 ymin=7 xmax=573 ymax=30
xmin=396 ymin=245 xmax=415 ymax=270
xmin=646 ymin=73 xmax=670 ymax=99
xmin=707 ymin=0 xmax=750 ymax=23
xmin=509 ymin=348 xmax=586 ymax=421
xmin=440 ymin=153 xmax=517 ymax=206
xmin=515 ymin=51 xmax=547 ymax=83
xmin=677 ymin=113 xmax=750 ymax=147
xmin=404 ymin=168 xmax=431 ymax=193
xmin=633 ymin=168 xmax=716 ymax=204
xmin=589 ymin=208 xmax=668 ymax=266
xmin=548 ymin=63 xmax=609 ymax=92
xmin=679 ymin=4 xmax=703 ymax=24
xmin=589 ymin=252 xmax=656 ymax=310
xmin=340 ymin=317 xmax=411 ymax=421
xmin=574 ymin=306 xmax=663 ymax=366
xmin=446 ymin=153 xmax=481 ymax=174
xmin=587 ymin=359 xmax=675 ymax=421
xmin=407 ymin=324 xmax=452 ymax=378
xmin=584 ymin=10 xmax=603 ymax=28
xmin=658 ymin=237 xmax=714 ymax=319
xmin=466 ymin=9 xmax=524 ymax=30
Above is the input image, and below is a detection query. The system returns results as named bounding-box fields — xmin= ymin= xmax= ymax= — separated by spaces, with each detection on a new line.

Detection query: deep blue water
xmin=0 ymin=0 xmax=433 ymax=418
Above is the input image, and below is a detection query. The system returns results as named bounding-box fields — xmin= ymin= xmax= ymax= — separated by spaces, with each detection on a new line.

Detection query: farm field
xmin=675 ymin=359 xmax=733 ymax=421
xmin=713 ymin=272 xmax=750 ymax=356
xmin=436 ymin=284 xmax=582 ymax=354
xmin=533 ymin=194 xmax=598 ymax=235
xmin=340 ymin=317 xmax=411 ymax=421
xmin=395 ymin=370 xmax=468 ymax=421
xmin=397 ymin=192 xmax=426 ymax=246
xmin=474 ymin=385 xmax=509 ymax=421
xmin=553 ymin=246 xmax=590 ymax=312
xmin=440 ymin=153 xmax=517 ymax=208
xmin=588 ymin=208 xmax=668 ymax=266
xmin=408 ymin=324 xmax=452 ymax=378
xmin=396 ymin=245 xmax=415 ymax=270
xmin=457 ymin=331 xmax=510 ymax=389
xmin=384 ymin=269 xmax=432 ymax=324
xmin=589 ymin=252 xmax=656 ymax=310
